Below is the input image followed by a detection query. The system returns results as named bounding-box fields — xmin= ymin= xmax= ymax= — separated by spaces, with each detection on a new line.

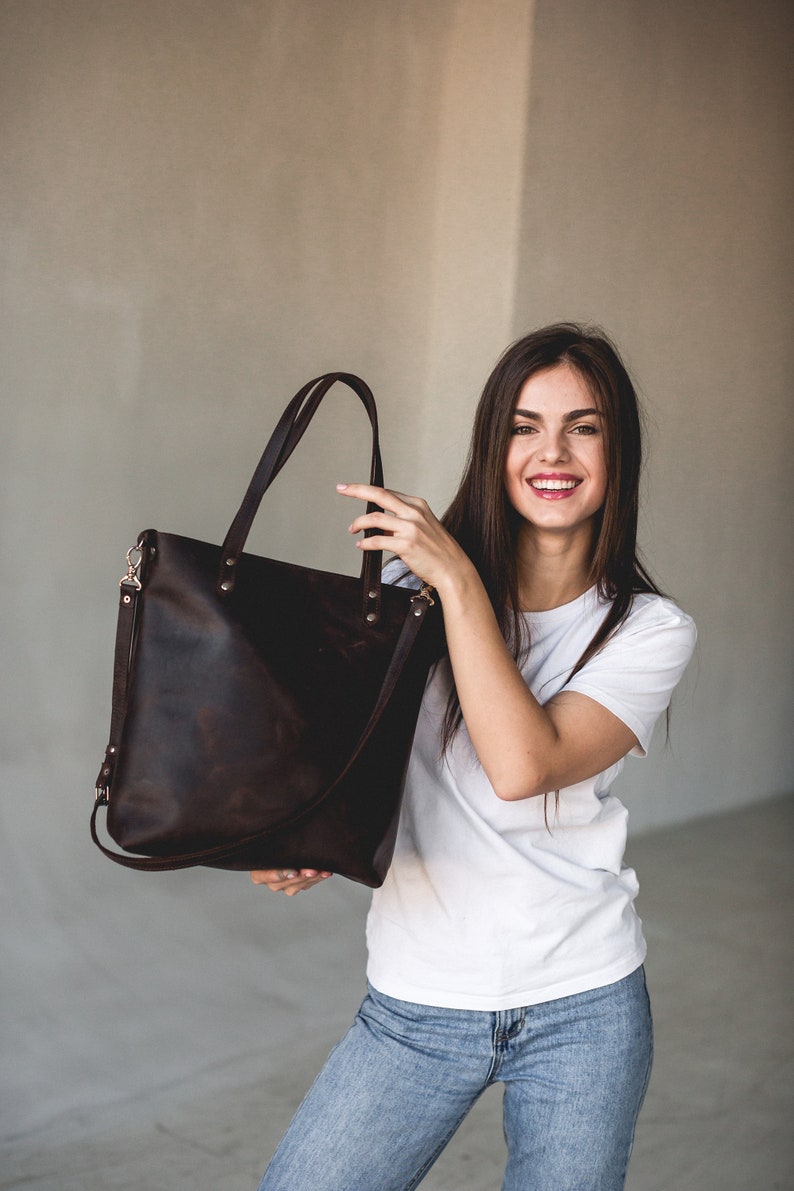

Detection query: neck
xmin=515 ymin=522 xmax=595 ymax=612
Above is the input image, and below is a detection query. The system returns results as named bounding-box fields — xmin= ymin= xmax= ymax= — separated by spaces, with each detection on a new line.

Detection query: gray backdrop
xmin=2 ymin=0 xmax=792 ymax=1155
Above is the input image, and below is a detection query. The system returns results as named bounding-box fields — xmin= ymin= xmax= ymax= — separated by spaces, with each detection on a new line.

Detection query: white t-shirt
xmin=366 ymin=579 xmax=697 ymax=1011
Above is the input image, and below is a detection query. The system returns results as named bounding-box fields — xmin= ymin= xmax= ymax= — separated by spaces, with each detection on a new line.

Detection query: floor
xmin=2 ymin=796 xmax=792 ymax=1190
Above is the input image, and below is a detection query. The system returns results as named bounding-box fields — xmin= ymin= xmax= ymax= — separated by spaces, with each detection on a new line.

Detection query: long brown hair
xmin=440 ymin=322 xmax=663 ymax=750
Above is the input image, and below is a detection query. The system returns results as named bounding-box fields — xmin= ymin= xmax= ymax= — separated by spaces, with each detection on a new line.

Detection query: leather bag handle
xmin=217 ymin=373 xmax=384 ymax=624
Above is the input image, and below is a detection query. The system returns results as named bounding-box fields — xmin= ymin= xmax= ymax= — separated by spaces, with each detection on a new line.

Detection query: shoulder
xmin=564 ymin=591 xmax=696 ymax=755
xmin=620 ymin=592 xmax=697 ymax=647
xmin=584 ymin=591 xmax=697 ymax=678
xmin=570 ymin=589 xmax=696 ymax=662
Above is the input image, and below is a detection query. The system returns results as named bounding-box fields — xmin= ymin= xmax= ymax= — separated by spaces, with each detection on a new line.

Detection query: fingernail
xmin=336 ymin=483 xmax=348 ymax=491
xmin=283 ymin=869 xmax=298 ymax=879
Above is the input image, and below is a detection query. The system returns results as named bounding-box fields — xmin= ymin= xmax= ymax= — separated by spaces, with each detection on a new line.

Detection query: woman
xmin=252 ymin=323 xmax=696 ymax=1190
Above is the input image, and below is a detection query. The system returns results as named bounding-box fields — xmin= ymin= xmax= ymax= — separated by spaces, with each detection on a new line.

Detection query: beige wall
xmin=1 ymin=0 xmax=791 ymax=912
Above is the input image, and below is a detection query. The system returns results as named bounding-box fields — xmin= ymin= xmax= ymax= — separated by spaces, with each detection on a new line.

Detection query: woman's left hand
xmin=251 ymin=868 xmax=332 ymax=896
xmin=336 ymin=483 xmax=472 ymax=595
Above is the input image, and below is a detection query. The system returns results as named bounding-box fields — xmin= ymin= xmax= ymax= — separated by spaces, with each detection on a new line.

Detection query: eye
xmin=570 ymin=423 xmax=599 ymax=436
xmin=510 ymin=424 xmax=537 ymax=436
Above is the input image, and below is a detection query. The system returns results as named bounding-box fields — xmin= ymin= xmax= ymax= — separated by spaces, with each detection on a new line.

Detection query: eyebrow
xmin=513 ymin=407 xmax=603 ymax=423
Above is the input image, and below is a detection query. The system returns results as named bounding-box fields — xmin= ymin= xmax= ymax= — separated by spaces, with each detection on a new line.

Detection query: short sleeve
xmin=564 ymin=596 xmax=697 ymax=757
xmin=382 ymin=557 xmax=422 ymax=589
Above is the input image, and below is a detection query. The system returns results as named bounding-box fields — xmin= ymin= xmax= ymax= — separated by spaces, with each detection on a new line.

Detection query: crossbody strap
xmin=93 ymin=559 xmax=142 ymax=806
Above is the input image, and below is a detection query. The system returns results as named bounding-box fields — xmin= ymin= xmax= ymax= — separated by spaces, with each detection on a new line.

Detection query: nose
xmin=538 ymin=429 xmax=569 ymax=464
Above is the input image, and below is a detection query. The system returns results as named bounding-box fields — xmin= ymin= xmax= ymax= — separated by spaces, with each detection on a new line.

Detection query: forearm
xmin=436 ymin=566 xmax=560 ymax=800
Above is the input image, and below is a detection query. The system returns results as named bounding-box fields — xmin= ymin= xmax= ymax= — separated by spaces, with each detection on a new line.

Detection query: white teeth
xmin=530 ymin=478 xmax=578 ymax=490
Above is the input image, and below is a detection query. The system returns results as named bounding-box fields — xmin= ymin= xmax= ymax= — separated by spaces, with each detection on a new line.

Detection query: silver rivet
xmin=366 ymin=613 xmax=376 ymax=623
xmin=412 ymin=607 xmax=422 ymax=617
xmin=123 ymin=595 xmax=131 ymax=604
xmin=220 ymin=581 xmax=231 ymax=592
xmin=226 ymin=558 xmax=236 ymax=567
xmin=103 ymin=767 xmax=110 ymax=776
xmin=108 ymin=746 xmax=116 ymax=754
xmin=368 ymin=590 xmax=378 ymax=599
xmin=150 ymin=546 xmax=156 ymax=555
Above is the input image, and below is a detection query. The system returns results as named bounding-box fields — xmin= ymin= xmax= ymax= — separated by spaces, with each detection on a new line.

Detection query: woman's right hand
xmin=250 ymin=868 xmax=332 ymax=897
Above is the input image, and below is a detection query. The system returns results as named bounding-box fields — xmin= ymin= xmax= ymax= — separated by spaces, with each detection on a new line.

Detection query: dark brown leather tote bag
xmin=92 ymin=373 xmax=441 ymax=886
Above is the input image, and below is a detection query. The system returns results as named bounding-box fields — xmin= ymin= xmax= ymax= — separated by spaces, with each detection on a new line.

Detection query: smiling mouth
xmin=529 ymin=477 xmax=581 ymax=491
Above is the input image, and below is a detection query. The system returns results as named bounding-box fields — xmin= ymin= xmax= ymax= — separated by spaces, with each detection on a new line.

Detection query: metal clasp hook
xmin=119 ymin=541 xmax=144 ymax=590
xmin=410 ymin=584 xmax=436 ymax=616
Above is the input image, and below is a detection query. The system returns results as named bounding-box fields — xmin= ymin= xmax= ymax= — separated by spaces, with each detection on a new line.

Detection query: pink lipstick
xmin=527 ymin=472 xmax=582 ymax=500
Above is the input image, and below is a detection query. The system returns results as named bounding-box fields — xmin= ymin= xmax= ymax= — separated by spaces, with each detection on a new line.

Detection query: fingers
xmin=336 ymin=483 xmax=426 ymax=517
xmin=338 ymin=485 xmax=430 ymax=542
xmin=349 ymin=510 xmax=409 ymax=541
xmin=336 ymin=481 xmax=455 ymax=591
xmin=250 ymin=868 xmax=332 ymax=897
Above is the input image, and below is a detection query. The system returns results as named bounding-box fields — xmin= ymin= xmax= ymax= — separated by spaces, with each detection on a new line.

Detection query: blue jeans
xmin=258 ymin=966 xmax=653 ymax=1190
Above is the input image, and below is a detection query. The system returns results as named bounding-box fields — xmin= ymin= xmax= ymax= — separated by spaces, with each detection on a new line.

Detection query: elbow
xmin=492 ymin=769 xmax=550 ymax=803
xmin=493 ymin=787 xmax=547 ymax=803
